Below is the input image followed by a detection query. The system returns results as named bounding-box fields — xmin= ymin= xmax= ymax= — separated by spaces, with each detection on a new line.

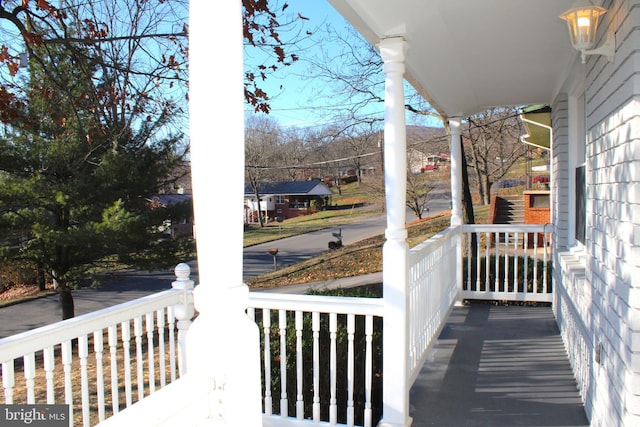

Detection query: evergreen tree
xmin=0 ymin=29 xmax=191 ymax=320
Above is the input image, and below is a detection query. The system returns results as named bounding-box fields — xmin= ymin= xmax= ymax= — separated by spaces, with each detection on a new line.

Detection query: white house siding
xmin=553 ymin=92 xmax=596 ymax=419
xmin=554 ymin=2 xmax=640 ymax=426
xmin=552 ymin=94 xmax=570 ymax=248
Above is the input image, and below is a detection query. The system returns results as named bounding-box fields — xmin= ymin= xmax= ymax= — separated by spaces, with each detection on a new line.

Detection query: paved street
xmin=243 ymin=186 xmax=450 ymax=279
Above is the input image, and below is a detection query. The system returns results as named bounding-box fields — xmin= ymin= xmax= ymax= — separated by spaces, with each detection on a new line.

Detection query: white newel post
xmin=171 ymin=263 xmax=194 ymax=377
xmin=449 ymin=119 xmax=463 ymax=227
xmin=379 ymin=37 xmax=412 ymax=427
xmin=187 ymin=1 xmax=262 ymax=426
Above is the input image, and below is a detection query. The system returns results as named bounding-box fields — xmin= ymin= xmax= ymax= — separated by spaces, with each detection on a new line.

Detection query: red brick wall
xmin=524 ymin=191 xmax=550 ymax=246
xmin=524 ymin=192 xmax=550 ymax=224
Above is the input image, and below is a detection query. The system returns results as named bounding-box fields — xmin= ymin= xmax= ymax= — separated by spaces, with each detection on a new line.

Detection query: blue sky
xmin=244 ymin=1 xmax=442 ymax=131
xmin=244 ymin=0 xmax=356 ymax=129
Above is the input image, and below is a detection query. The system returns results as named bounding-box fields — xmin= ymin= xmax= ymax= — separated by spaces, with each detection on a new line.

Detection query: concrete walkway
xmin=410 ymin=303 xmax=589 ymax=426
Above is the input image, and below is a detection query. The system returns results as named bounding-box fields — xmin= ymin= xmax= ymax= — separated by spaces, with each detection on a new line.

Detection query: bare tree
xmin=0 ymin=0 xmax=188 ymax=133
xmin=303 ymin=24 xmax=440 ymax=127
xmin=245 ymin=115 xmax=282 ymax=227
xmin=338 ymin=122 xmax=381 ymax=183
xmin=406 ymin=171 xmax=436 ymax=221
xmin=465 ymin=108 xmax=527 ymax=204
xmin=278 ymin=128 xmax=310 ymax=181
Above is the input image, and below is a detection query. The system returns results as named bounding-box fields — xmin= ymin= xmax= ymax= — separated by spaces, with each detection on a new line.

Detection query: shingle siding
xmin=554 ymin=1 xmax=640 ymax=425
xmin=552 ymin=95 xmax=569 ymax=248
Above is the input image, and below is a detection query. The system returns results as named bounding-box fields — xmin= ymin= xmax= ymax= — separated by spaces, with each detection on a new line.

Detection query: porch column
xmin=187 ymin=1 xmax=262 ymax=426
xmin=449 ymin=119 xmax=463 ymax=226
xmin=379 ymin=37 xmax=412 ymax=427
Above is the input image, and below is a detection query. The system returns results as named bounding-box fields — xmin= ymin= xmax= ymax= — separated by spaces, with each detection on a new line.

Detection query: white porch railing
xmin=0 ymin=264 xmax=194 ymax=427
xmin=461 ymin=224 xmax=553 ymax=303
xmin=407 ymin=225 xmax=460 ymax=385
xmin=0 ymin=225 xmax=554 ymax=426
xmin=247 ymin=292 xmax=384 ymax=427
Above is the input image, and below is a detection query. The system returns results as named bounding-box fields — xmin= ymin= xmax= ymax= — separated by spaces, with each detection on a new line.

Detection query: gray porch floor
xmin=409 ymin=303 xmax=589 ymax=427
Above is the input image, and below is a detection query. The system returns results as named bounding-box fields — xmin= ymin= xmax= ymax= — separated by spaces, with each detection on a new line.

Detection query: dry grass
xmin=247 ymin=212 xmax=454 ymax=289
xmin=1 ymin=326 xmax=181 ymax=426
xmin=0 ymin=284 xmax=56 ymax=308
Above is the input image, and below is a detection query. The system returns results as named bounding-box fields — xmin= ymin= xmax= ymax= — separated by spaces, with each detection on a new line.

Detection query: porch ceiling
xmin=327 ymin=0 xmax=579 ymax=118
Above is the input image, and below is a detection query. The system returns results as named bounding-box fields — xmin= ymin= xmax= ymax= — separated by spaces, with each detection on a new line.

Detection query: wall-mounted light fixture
xmin=559 ymin=0 xmax=615 ymax=64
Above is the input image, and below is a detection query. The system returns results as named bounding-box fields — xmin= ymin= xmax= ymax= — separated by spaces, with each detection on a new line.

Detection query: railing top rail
xmin=409 ymin=225 xmax=458 ymax=259
xmin=248 ymin=291 xmax=384 ymax=317
xmin=462 ymin=223 xmax=552 ymax=232
xmin=0 ymin=289 xmax=182 ymax=362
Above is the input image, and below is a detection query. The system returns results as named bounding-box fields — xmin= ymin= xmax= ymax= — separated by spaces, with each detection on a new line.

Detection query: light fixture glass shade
xmin=560 ymin=1 xmax=607 ymax=51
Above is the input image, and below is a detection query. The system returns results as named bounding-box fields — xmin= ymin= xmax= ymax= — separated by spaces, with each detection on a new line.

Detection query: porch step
xmin=493 ymin=195 xmax=524 ymax=224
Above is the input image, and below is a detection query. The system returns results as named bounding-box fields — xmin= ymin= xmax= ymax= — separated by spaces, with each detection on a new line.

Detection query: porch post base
xmin=378 ymin=416 xmax=413 ymax=427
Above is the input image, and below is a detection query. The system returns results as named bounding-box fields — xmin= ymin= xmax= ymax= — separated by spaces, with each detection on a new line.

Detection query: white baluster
xmin=133 ymin=316 xmax=144 ymax=400
xmin=466 ymin=231 xmax=472 ymax=290
xmin=279 ymin=309 xmax=288 ymax=418
xmin=78 ymin=335 xmax=90 ymax=427
xmin=364 ymin=316 xmax=373 ymax=427
xmin=524 ymin=233 xmax=529 ymax=293
xmin=347 ymin=314 xmax=356 ymax=427
xmin=23 ymin=353 xmax=35 ymax=404
xmin=494 ymin=232 xmax=500 ymax=291
xmin=543 ymin=229 xmax=549 ymax=292
xmin=504 ymin=233 xmax=509 ymax=292
xmin=312 ymin=312 xmax=320 ymax=423
xmin=43 ymin=347 xmax=55 ymax=404
xmin=166 ymin=307 xmax=176 ymax=382
xmin=484 ymin=232 xmax=490 ymax=291
xmin=94 ymin=330 xmax=105 ymax=422
xmin=156 ymin=309 xmax=166 ymax=388
xmin=107 ymin=325 xmax=119 ymax=414
xmin=329 ymin=313 xmax=337 ymax=425
xmin=61 ymin=341 xmax=73 ymax=407
xmin=121 ymin=321 xmax=132 ymax=407
xmin=2 ymin=361 xmax=15 ymax=403
xmin=263 ymin=309 xmax=272 ymax=416
xmin=533 ymin=231 xmax=539 ymax=294
xmin=145 ymin=312 xmax=156 ymax=393
xmin=514 ymin=232 xmax=520 ymax=292
xmin=295 ymin=311 xmax=304 ymax=420
xmin=476 ymin=232 xmax=481 ymax=291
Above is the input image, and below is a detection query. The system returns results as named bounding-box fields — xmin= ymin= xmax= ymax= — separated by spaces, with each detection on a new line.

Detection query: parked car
xmin=532 ymin=175 xmax=550 ymax=184
xmin=420 ymin=164 xmax=438 ymax=172
xmin=494 ymin=178 xmax=525 ymax=188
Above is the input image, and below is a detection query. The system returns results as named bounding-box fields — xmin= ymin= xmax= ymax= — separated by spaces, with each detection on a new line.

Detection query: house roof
xmin=327 ymin=0 xmax=580 ymax=119
xmin=152 ymin=194 xmax=192 ymax=206
xmin=519 ymin=104 xmax=552 ymax=151
xmin=244 ymin=181 xmax=333 ymax=197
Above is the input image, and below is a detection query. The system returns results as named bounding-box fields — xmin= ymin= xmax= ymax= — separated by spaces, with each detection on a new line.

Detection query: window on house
xmin=569 ymin=91 xmax=587 ymax=247
xmin=275 ymin=195 xmax=285 ymax=204
xmin=575 ymin=165 xmax=586 ymax=244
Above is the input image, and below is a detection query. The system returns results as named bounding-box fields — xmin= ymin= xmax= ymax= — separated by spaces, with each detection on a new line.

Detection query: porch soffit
xmin=327 ymin=0 xmax=579 ymax=119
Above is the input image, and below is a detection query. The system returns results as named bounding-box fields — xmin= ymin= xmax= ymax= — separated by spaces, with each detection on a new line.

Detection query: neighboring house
xmin=407 ymin=148 xmax=448 ymax=174
xmin=406 ymin=148 xmax=431 ymax=174
xmin=244 ymin=180 xmax=333 ymax=221
xmin=148 ymin=194 xmax=194 ymax=238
